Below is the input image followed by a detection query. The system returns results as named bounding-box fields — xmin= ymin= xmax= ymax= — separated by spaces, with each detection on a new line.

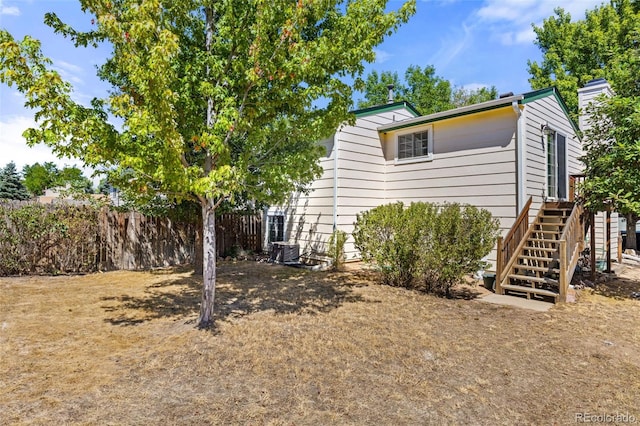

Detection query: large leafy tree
xmin=528 ymin=0 xmax=640 ymax=117
xmin=0 ymin=0 xmax=415 ymax=327
xmin=358 ymin=65 xmax=497 ymax=113
xmin=529 ymin=0 xmax=640 ymax=250
xmin=581 ymin=95 xmax=640 ymax=249
xmin=22 ymin=162 xmax=59 ymax=196
xmin=0 ymin=162 xmax=30 ymax=200
xmin=23 ymin=162 xmax=93 ymax=195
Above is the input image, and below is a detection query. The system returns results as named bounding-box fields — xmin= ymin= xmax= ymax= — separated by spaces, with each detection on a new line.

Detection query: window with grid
xmin=397 ymin=130 xmax=430 ymax=160
xmin=268 ymin=215 xmax=284 ymax=243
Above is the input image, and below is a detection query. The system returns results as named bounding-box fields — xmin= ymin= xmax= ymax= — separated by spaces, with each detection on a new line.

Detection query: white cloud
xmin=476 ymin=0 xmax=605 ymax=45
xmin=429 ymin=22 xmax=474 ymax=70
xmin=460 ymin=82 xmax=489 ymax=92
xmin=1 ymin=5 xmax=20 ymax=16
xmin=52 ymin=59 xmax=85 ymax=86
xmin=0 ymin=115 xmax=85 ymax=172
xmin=373 ymin=48 xmax=392 ymax=64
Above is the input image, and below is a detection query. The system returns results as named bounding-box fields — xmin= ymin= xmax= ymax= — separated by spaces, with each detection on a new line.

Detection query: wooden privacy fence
xmin=216 ymin=213 xmax=262 ymax=257
xmin=0 ymin=202 xmax=263 ymax=275
xmin=96 ymin=210 xmax=197 ymax=271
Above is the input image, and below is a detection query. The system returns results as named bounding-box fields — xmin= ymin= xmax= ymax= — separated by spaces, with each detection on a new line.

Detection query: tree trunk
xmin=197 ymin=6 xmax=217 ymax=328
xmin=626 ymin=213 xmax=637 ymax=252
xmin=197 ymin=199 xmax=217 ymax=328
xmin=194 ymin=213 xmax=203 ymax=275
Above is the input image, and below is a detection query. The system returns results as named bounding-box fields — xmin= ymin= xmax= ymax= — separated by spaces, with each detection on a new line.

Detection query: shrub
xmin=353 ymin=202 xmax=438 ymax=287
xmin=327 ymin=229 xmax=347 ymax=271
xmin=0 ymin=202 xmax=99 ymax=275
xmin=353 ymin=201 xmax=499 ymax=296
xmin=419 ymin=203 xmax=499 ymax=297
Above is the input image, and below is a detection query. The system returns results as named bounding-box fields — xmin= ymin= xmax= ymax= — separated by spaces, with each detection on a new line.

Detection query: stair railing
xmin=557 ymin=202 xmax=585 ymax=302
xmin=496 ymin=196 xmax=532 ymax=293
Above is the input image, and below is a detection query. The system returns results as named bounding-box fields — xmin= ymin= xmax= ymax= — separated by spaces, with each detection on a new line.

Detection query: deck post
xmin=496 ymin=236 xmax=503 ymax=294
xmin=559 ymin=240 xmax=567 ymax=303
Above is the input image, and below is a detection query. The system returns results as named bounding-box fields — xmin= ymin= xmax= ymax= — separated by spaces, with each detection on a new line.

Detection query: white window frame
xmin=394 ymin=126 xmax=434 ymax=164
xmin=267 ymin=214 xmax=285 ymax=243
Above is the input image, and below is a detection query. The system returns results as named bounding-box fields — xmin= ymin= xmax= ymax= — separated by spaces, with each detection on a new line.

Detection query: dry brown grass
xmin=1 ymin=261 xmax=639 ymax=425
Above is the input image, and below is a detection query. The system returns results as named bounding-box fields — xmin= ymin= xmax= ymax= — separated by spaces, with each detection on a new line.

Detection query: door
xmin=547 ymin=132 xmax=567 ymax=200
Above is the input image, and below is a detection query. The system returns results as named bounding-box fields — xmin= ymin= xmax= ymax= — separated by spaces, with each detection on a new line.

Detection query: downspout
xmin=512 ymin=101 xmax=526 ymax=213
xmin=332 ymin=131 xmax=339 ymax=231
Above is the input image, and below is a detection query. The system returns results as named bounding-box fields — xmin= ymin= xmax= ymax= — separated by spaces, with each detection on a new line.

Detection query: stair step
xmin=518 ymin=254 xmax=556 ymax=262
xmin=529 ymin=238 xmax=559 ymax=244
xmin=538 ymin=219 xmax=566 ymax=224
xmin=535 ymin=222 xmax=563 ymax=228
xmin=523 ymin=246 xmax=557 ymax=253
xmin=513 ymin=264 xmax=560 ymax=274
xmin=508 ymin=274 xmax=558 ymax=285
xmin=501 ymin=284 xmax=559 ymax=299
xmin=532 ymin=230 xmax=561 ymax=235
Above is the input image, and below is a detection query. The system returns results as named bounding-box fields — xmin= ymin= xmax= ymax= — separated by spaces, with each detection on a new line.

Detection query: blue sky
xmin=0 ymin=0 xmax=604 ymax=174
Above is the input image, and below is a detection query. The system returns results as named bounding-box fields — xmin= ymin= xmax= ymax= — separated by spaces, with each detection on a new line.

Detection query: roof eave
xmin=377 ymin=95 xmax=524 ymax=133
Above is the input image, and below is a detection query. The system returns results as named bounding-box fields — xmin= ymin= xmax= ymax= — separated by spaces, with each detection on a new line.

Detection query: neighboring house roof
xmin=352 ymin=100 xmax=421 ymax=118
xmin=377 ymin=87 xmax=579 ymax=135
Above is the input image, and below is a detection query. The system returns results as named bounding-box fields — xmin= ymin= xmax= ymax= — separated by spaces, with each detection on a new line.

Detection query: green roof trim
xmin=353 ymin=101 xmax=421 ymax=118
xmin=521 ymin=87 xmax=580 ymax=134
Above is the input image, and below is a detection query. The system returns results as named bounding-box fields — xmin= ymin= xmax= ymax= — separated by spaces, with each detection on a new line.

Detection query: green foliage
xmin=581 ymin=95 xmax=640 ymax=215
xmin=451 ymin=86 xmax=499 ymax=108
xmin=22 ymin=162 xmax=93 ymax=196
xmin=418 ymin=204 xmax=499 ymax=297
xmin=528 ymin=0 xmax=640 ymax=117
xmin=353 ymin=202 xmax=499 ymax=296
xmin=0 ymin=162 xmax=30 ymax=200
xmin=327 ymin=229 xmax=347 ymax=271
xmin=358 ymin=65 xmax=497 ymax=113
xmin=22 ymin=162 xmax=58 ymax=195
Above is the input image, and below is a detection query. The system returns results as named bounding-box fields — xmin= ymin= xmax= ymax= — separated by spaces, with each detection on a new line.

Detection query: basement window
xmin=396 ymin=127 xmax=433 ymax=162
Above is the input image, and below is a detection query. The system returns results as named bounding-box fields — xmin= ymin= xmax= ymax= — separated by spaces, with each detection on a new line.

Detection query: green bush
xmin=353 ymin=202 xmax=438 ymax=287
xmin=0 ymin=202 xmax=99 ymax=275
xmin=353 ymin=202 xmax=499 ymax=296
xmin=419 ymin=203 xmax=499 ymax=297
xmin=327 ymin=229 xmax=347 ymax=271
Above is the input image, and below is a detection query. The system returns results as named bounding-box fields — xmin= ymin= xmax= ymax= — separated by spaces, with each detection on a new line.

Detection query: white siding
xmin=382 ymin=107 xmax=519 ymax=267
xmin=593 ymin=211 xmax=619 ymax=264
xmin=337 ymin=109 xmax=415 ymax=259
xmin=279 ymin=106 xmax=416 ymax=259
xmin=522 ymin=95 xmax=582 ymax=220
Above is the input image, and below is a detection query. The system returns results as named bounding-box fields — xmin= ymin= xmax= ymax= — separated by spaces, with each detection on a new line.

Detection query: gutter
xmin=512 ymin=101 xmax=526 ymax=213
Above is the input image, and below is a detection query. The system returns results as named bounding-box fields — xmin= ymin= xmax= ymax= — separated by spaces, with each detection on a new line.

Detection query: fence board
xmin=0 ymin=201 xmax=263 ymax=275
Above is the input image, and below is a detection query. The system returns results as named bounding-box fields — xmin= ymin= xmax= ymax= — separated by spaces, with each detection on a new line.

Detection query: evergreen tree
xmin=0 ymin=162 xmax=30 ymax=200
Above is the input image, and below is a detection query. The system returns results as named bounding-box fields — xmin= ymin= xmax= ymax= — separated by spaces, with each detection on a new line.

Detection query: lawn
xmin=1 ymin=261 xmax=639 ymax=425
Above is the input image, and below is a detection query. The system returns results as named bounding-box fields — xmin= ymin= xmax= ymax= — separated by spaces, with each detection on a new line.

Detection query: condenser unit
xmin=270 ymin=242 xmax=300 ymax=263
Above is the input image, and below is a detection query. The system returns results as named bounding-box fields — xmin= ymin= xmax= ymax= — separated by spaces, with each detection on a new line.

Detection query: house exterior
xmin=266 ymin=82 xmax=618 ymax=269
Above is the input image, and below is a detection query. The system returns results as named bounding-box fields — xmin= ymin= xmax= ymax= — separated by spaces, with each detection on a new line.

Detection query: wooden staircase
xmin=496 ymin=199 xmax=585 ymax=303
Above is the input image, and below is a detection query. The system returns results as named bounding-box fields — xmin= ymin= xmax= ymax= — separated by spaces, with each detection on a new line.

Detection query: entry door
xmin=547 ymin=132 xmax=567 ymax=200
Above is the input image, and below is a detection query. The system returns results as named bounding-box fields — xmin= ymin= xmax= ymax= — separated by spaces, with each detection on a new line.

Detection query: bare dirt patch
xmin=1 ymin=261 xmax=639 ymax=424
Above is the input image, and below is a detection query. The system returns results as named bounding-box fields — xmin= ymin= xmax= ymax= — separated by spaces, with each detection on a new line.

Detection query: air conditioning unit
xmin=270 ymin=242 xmax=300 ymax=263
